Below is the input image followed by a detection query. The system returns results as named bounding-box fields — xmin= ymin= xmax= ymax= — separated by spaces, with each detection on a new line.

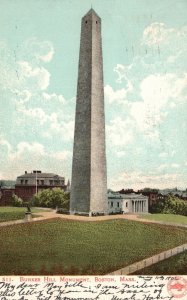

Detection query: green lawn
xmin=138 ymin=213 xmax=187 ymax=225
xmin=0 ymin=218 xmax=187 ymax=275
xmin=132 ymin=251 xmax=187 ymax=275
xmin=0 ymin=206 xmax=49 ymax=222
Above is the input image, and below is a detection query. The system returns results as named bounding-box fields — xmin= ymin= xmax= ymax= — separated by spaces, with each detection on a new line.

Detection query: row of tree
xmin=11 ymin=190 xmax=187 ymax=216
xmin=151 ymin=195 xmax=187 ymax=216
xmin=12 ymin=188 xmax=70 ymax=211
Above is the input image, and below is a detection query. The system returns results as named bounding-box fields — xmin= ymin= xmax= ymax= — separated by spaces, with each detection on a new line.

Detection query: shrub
xmin=151 ymin=195 xmax=187 ymax=216
xmin=31 ymin=188 xmax=70 ymax=209
xmin=12 ymin=194 xmax=23 ymax=207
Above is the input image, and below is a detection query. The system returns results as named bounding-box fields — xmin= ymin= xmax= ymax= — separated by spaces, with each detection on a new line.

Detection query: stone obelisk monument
xmin=70 ymin=9 xmax=108 ymax=216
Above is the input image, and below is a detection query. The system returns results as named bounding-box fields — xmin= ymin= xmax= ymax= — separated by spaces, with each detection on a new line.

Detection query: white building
xmin=108 ymin=192 xmax=148 ymax=214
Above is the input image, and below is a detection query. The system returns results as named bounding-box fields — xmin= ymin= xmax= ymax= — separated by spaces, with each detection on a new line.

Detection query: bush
xmin=151 ymin=195 xmax=187 ymax=216
xmin=32 ymin=188 xmax=70 ymax=209
xmin=12 ymin=194 xmax=23 ymax=207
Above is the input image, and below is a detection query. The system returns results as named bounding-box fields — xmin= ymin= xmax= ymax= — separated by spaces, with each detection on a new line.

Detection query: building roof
xmin=108 ymin=192 xmax=148 ymax=200
xmin=17 ymin=172 xmax=64 ymax=179
xmin=121 ymin=193 xmax=148 ymax=200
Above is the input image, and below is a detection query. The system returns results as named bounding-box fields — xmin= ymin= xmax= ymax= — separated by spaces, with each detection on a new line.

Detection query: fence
xmin=108 ymin=243 xmax=187 ymax=275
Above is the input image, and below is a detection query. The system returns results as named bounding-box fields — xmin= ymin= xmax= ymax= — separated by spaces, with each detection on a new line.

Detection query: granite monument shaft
xmin=70 ymin=9 xmax=108 ymax=215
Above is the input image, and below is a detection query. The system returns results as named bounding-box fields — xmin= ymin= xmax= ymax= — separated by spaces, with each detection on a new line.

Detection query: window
xmin=37 ymin=180 xmax=39 ymax=185
xmin=111 ymin=201 xmax=113 ymax=208
xmin=96 ymin=21 xmax=97 ymax=24
xmin=126 ymin=202 xmax=128 ymax=208
xmin=25 ymin=180 xmax=28 ymax=185
xmin=117 ymin=202 xmax=119 ymax=207
xmin=21 ymin=180 xmax=23 ymax=184
xmin=85 ymin=20 xmax=87 ymax=23
xmin=50 ymin=180 xmax=53 ymax=185
xmin=41 ymin=180 xmax=44 ymax=185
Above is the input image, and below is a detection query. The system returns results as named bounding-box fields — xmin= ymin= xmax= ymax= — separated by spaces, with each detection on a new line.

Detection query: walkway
xmin=108 ymin=242 xmax=187 ymax=275
xmin=0 ymin=210 xmax=187 ymax=228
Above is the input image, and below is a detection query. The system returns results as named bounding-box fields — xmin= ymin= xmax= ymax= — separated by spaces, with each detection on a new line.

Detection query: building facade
xmin=0 ymin=188 xmax=15 ymax=206
xmin=15 ymin=170 xmax=67 ymax=201
xmin=108 ymin=192 xmax=149 ymax=214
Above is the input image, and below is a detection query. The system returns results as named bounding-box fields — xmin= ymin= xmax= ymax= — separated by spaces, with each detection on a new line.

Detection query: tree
xmin=151 ymin=194 xmax=187 ymax=216
xmin=32 ymin=188 xmax=70 ymax=210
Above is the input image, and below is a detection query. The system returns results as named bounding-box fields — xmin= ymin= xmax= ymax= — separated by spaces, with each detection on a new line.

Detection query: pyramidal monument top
xmin=82 ymin=8 xmax=101 ymax=19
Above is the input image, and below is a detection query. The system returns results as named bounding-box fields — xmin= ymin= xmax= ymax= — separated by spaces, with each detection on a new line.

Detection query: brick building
xmin=15 ymin=170 xmax=67 ymax=201
xmin=0 ymin=188 xmax=15 ymax=206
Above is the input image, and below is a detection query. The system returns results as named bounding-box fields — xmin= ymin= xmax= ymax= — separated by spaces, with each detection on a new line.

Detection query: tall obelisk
xmin=70 ymin=9 xmax=108 ymax=216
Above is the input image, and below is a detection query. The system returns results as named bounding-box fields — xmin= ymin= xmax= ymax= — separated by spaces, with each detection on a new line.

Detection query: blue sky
xmin=0 ymin=0 xmax=187 ymax=190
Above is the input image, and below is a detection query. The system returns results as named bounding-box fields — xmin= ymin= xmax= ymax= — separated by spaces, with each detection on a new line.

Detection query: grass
xmin=0 ymin=218 xmax=187 ymax=275
xmin=0 ymin=206 xmax=50 ymax=222
xmin=138 ymin=213 xmax=187 ymax=225
xmin=132 ymin=251 xmax=187 ymax=275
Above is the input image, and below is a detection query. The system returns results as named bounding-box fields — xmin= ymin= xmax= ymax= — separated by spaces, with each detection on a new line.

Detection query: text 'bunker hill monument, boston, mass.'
xmin=70 ymin=9 xmax=108 ymax=216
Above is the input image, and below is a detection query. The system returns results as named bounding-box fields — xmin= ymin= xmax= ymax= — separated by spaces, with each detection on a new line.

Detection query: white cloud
xmin=116 ymin=150 xmax=126 ymax=158
xmin=159 ymin=152 xmax=168 ymax=158
xmin=171 ymin=163 xmax=180 ymax=168
xmin=17 ymin=61 xmax=50 ymax=91
xmin=16 ymin=104 xmax=57 ymax=125
xmin=140 ymin=73 xmax=187 ymax=107
xmin=157 ymin=163 xmax=180 ymax=171
xmin=0 ymin=140 xmax=71 ymax=179
xmin=143 ymin=22 xmax=176 ymax=46
xmin=114 ymin=64 xmax=133 ymax=86
xmin=158 ymin=164 xmax=168 ymax=171
xmin=106 ymin=117 xmax=134 ymax=147
xmin=50 ymin=150 xmax=71 ymax=161
xmin=42 ymin=92 xmax=66 ymax=104
xmin=15 ymin=102 xmax=74 ymax=141
xmin=8 ymin=142 xmax=45 ymax=162
xmin=21 ymin=37 xmax=54 ymax=63
xmin=0 ymin=39 xmax=53 ymax=97
xmin=50 ymin=119 xmax=74 ymax=141
xmin=0 ymin=137 xmax=12 ymax=154
xmin=130 ymin=72 xmax=187 ymax=138
xmin=110 ymin=170 xmax=186 ymax=191
xmin=104 ymin=85 xmax=128 ymax=104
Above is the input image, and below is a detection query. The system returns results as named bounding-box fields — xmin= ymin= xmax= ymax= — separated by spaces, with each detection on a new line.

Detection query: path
xmin=0 ymin=210 xmax=187 ymax=228
xmin=108 ymin=242 xmax=187 ymax=275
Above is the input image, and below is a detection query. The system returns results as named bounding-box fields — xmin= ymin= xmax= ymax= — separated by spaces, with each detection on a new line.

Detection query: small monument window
xmin=96 ymin=21 xmax=97 ymax=24
xmin=85 ymin=20 xmax=87 ymax=23
xmin=126 ymin=202 xmax=128 ymax=208
xmin=111 ymin=201 xmax=113 ymax=208
xmin=117 ymin=202 xmax=119 ymax=207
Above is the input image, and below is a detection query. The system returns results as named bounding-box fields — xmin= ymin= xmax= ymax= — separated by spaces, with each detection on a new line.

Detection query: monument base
xmin=69 ymin=210 xmax=108 ymax=217
xmin=25 ymin=212 xmax=32 ymax=222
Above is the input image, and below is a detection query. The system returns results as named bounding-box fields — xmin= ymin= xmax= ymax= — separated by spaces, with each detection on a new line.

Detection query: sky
xmin=0 ymin=0 xmax=187 ymax=190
